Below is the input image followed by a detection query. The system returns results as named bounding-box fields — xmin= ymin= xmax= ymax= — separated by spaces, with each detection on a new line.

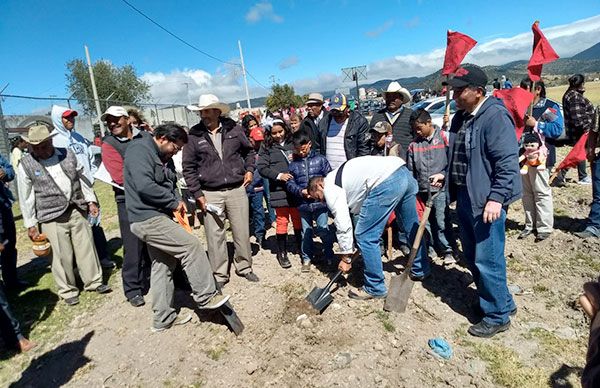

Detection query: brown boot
xmin=18 ymin=337 xmax=37 ymax=353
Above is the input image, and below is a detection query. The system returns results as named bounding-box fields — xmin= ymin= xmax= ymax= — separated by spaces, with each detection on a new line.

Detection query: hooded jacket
xmin=51 ymin=105 xmax=96 ymax=184
xmin=447 ymin=97 xmax=522 ymax=216
xmin=286 ymin=150 xmax=331 ymax=213
xmin=182 ymin=117 xmax=255 ymax=198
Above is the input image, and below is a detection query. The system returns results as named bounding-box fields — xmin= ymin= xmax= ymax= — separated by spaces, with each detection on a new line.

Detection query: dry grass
xmin=546 ymin=80 xmax=600 ymax=105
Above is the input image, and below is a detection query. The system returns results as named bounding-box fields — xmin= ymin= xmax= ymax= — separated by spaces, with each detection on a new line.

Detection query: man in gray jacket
xmin=124 ymin=123 xmax=230 ymax=332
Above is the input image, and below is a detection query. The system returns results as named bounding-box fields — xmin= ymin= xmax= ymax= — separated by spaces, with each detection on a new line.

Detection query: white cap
xmin=101 ymin=106 xmax=129 ymax=121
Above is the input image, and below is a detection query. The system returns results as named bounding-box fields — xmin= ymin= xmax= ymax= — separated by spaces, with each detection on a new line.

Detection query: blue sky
xmin=2 ymin=0 xmax=600 ymax=114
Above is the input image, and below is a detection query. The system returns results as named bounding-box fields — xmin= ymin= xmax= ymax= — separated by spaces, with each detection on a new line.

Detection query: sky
xmin=2 ymin=0 xmax=600 ymax=114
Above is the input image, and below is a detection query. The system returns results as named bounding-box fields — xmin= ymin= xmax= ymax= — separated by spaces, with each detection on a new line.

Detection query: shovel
xmin=384 ymin=188 xmax=441 ymax=313
xmin=305 ymin=269 xmax=344 ymax=314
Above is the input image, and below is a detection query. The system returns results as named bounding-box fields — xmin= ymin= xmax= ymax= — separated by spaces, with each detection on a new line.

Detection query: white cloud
xmin=279 ymin=55 xmax=299 ymax=70
xmin=246 ymin=2 xmax=284 ymax=24
xmin=365 ymin=20 xmax=395 ymax=38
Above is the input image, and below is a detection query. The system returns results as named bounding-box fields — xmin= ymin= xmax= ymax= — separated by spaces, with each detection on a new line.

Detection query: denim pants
xmin=416 ymin=191 xmax=453 ymax=254
xmin=355 ymin=166 xmax=427 ymax=296
xmin=584 ymin=157 xmax=600 ymax=235
xmin=456 ymin=187 xmax=516 ymax=325
xmin=299 ymin=207 xmax=334 ymax=262
xmin=248 ymin=192 xmax=266 ymax=240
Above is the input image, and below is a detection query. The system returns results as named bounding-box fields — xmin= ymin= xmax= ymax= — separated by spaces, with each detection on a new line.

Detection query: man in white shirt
xmin=308 ymin=155 xmax=427 ymax=300
xmin=18 ymin=125 xmax=110 ymax=306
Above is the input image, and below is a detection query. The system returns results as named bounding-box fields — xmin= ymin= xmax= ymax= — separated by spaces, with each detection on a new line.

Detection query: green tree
xmin=265 ymin=83 xmax=303 ymax=112
xmin=65 ymin=59 xmax=151 ymax=113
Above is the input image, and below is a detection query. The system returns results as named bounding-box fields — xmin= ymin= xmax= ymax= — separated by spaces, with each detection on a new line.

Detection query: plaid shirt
xmin=450 ymin=115 xmax=473 ymax=187
xmin=563 ymin=89 xmax=595 ymax=134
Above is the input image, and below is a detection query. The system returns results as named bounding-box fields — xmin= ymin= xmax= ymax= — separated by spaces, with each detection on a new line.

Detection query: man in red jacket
xmin=183 ymin=95 xmax=259 ymax=288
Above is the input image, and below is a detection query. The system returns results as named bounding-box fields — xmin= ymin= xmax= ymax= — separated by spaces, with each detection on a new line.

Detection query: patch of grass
xmin=533 ymin=284 xmax=549 ymax=294
xmin=206 ymin=345 xmax=227 ymax=361
xmin=554 ymin=207 xmax=568 ymax=216
xmin=278 ymin=282 xmax=307 ymax=299
xmin=527 ymin=328 xmax=586 ymax=365
xmin=547 ymin=81 xmax=600 ymax=106
xmin=375 ymin=310 xmax=395 ymax=333
xmin=469 ymin=341 xmax=547 ymax=388
xmin=569 ymin=252 xmax=600 ymax=273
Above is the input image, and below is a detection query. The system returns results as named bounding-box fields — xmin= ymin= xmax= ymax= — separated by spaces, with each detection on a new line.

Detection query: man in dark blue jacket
xmin=444 ymin=64 xmax=522 ymax=338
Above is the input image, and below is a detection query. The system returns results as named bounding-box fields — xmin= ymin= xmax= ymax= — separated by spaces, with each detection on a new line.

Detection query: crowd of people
xmin=1 ymin=64 xmax=599 ymax=355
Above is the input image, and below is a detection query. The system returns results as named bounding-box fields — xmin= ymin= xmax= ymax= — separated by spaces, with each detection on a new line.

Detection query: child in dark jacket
xmin=286 ymin=130 xmax=334 ymax=272
xmin=406 ymin=109 xmax=455 ymax=265
xmin=246 ymin=127 xmax=267 ymax=248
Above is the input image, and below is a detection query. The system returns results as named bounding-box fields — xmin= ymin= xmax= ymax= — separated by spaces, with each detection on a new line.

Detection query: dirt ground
xmin=5 ymin=167 xmax=600 ymax=388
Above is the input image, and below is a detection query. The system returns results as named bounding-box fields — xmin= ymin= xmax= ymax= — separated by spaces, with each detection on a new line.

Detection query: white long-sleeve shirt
xmin=17 ymin=151 xmax=96 ymax=228
xmin=324 ymin=156 xmax=406 ymax=253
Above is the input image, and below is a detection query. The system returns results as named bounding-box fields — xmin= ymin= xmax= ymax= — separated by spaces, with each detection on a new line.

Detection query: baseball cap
xmin=371 ymin=121 xmax=392 ymax=134
xmin=62 ymin=109 xmax=78 ymax=118
xmin=442 ymin=64 xmax=488 ymax=89
xmin=101 ymin=106 xmax=129 ymax=121
xmin=249 ymin=127 xmax=265 ymax=141
xmin=329 ymin=93 xmax=348 ymax=111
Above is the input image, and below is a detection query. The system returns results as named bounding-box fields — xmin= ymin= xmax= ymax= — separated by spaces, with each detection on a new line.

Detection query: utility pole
xmin=84 ymin=45 xmax=106 ymax=136
xmin=238 ymin=40 xmax=252 ymax=110
xmin=0 ymin=84 xmax=11 ymax=160
xmin=341 ymin=65 xmax=367 ymax=107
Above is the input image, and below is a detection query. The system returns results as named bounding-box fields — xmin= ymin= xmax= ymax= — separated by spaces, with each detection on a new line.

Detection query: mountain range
xmin=232 ymin=41 xmax=600 ymax=109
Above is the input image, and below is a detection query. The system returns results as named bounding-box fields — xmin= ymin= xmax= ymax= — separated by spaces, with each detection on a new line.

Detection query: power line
xmin=118 ymin=0 xmax=270 ymax=91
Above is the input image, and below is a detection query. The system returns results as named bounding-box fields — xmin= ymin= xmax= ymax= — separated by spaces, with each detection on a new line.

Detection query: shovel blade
xmin=305 ymin=286 xmax=334 ymax=314
xmin=219 ymin=300 xmax=244 ymax=336
xmin=383 ymin=273 xmax=415 ymax=313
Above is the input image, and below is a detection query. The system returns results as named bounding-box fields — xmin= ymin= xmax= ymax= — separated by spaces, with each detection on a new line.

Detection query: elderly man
xmin=299 ymin=93 xmax=329 ymax=149
xmin=183 ymin=94 xmax=259 ymax=287
xmin=370 ymin=81 xmax=413 ymax=155
xmin=316 ymin=93 xmax=370 ymax=170
xmin=51 ymin=105 xmax=115 ymax=269
xmin=444 ymin=64 xmax=521 ymax=338
xmin=17 ymin=125 xmax=111 ymax=306
xmin=124 ymin=123 xmax=230 ymax=332
xmin=101 ymin=106 xmax=151 ymax=307
xmin=307 ymin=156 xmax=427 ymax=299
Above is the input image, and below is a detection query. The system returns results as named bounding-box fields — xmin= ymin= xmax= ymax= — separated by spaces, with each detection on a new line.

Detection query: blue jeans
xmin=418 ymin=191 xmax=453 ymax=254
xmin=456 ymin=187 xmax=516 ymax=325
xmin=248 ymin=192 xmax=266 ymax=240
xmin=584 ymin=157 xmax=600 ymax=235
xmin=299 ymin=207 xmax=334 ymax=262
xmin=355 ymin=166 xmax=427 ymax=296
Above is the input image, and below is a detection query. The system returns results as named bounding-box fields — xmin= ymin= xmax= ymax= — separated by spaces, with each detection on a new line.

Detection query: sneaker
xmin=517 ymin=229 xmax=533 ymax=239
xmin=535 ymin=232 xmax=551 ymax=242
xmin=94 ymin=284 xmax=112 ymax=294
xmin=409 ymin=272 xmax=431 ymax=282
xmin=128 ymin=294 xmax=145 ymax=307
xmin=64 ymin=296 xmax=79 ymax=306
xmin=18 ymin=337 xmax=36 ymax=353
xmin=151 ymin=312 xmax=193 ymax=332
xmin=443 ymin=253 xmax=457 ymax=265
xmin=579 ymin=177 xmax=592 ymax=185
xmin=100 ymin=259 xmax=116 ymax=269
xmin=575 ymin=229 xmax=600 ymax=239
xmin=468 ymin=320 xmax=510 ymax=338
xmin=348 ymin=288 xmax=386 ymax=300
xmin=301 ymin=261 xmax=311 ymax=273
xmin=399 ymin=245 xmax=411 ymax=257
xmin=244 ymin=271 xmax=260 ymax=282
xmin=200 ymin=293 xmax=231 ymax=310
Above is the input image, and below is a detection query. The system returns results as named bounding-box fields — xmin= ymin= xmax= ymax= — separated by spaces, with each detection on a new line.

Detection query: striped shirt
xmin=326 ymin=118 xmax=348 ymax=170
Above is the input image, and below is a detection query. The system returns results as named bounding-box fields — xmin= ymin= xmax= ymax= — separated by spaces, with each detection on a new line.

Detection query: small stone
xmin=373 ymin=343 xmax=384 ymax=351
xmin=296 ymin=314 xmax=308 ymax=322
xmin=375 ymin=375 xmax=383 ymax=383
xmin=246 ymin=362 xmax=259 ymax=375
xmin=554 ymin=327 xmax=577 ymax=340
xmin=334 ymin=352 xmax=352 ymax=369
xmin=508 ymin=284 xmax=522 ymax=294
xmin=299 ymin=318 xmax=313 ymax=328
xmin=331 ymin=303 xmax=342 ymax=310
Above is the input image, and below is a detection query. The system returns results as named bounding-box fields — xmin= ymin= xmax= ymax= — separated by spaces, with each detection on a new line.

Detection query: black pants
xmin=0 ymin=281 xmax=22 ymax=348
xmin=0 ymin=206 xmax=19 ymax=288
xmin=92 ymin=224 xmax=109 ymax=262
xmin=117 ymin=199 xmax=151 ymax=299
xmin=181 ymin=189 xmax=197 ymax=227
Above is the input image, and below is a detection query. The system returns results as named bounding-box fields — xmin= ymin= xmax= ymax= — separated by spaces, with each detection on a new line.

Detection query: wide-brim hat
xmin=306 ymin=92 xmax=324 ymax=105
xmin=23 ymin=124 xmax=55 ymax=145
xmin=187 ymin=94 xmax=230 ymax=115
xmin=383 ymin=81 xmax=411 ymax=104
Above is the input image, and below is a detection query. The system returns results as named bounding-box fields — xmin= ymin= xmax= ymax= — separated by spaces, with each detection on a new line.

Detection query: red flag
xmin=442 ymin=31 xmax=477 ymax=76
xmin=527 ymin=21 xmax=559 ymax=82
xmin=556 ymin=132 xmax=589 ymax=171
xmin=493 ymin=88 xmax=535 ymax=139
